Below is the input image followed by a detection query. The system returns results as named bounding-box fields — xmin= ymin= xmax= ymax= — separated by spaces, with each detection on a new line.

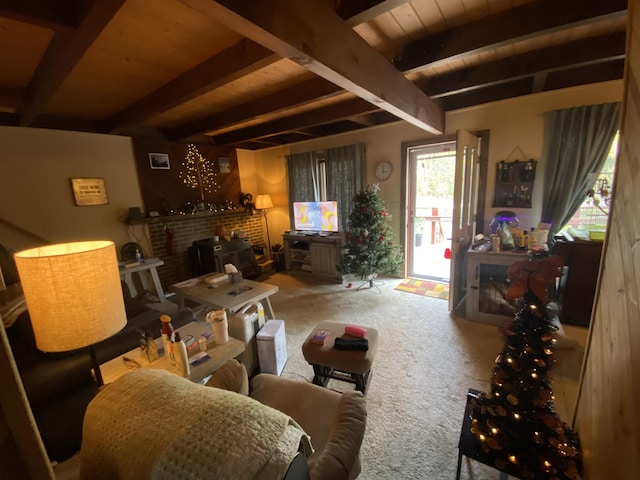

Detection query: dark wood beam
xmin=0 ymin=0 xmax=80 ymax=30
xmin=542 ymin=60 xmax=625 ymax=92
xmin=105 ymin=40 xmax=279 ymax=132
xmin=211 ymin=98 xmax=380 ymax=145
xmin=394 ymin=0 xmax=627 ymax=74
xmin=0 ymin=86 xmax=27 ymax=110
xmin=180 ymin=0 xmax=444 ymax=134
xmin=339 ymin=0 xmax=412 ymax=26
xmin=421 ymin=32 xmax=626 ymax=98
xmin=110 ymin=0 xmax=400 ymax=134
xmin=19 ymin=0 xmax=126 ymax=126
xmin=168 ymin=77 xmax=343 ymax=140
xmin=441 ymin=79 xmax=535 ymax=111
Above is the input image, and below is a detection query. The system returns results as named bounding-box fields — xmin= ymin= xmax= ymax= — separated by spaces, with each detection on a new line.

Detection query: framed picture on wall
xmin=218 ymin=157 xmax=230 ymax=173
xmin=149 ymin=152 xmax=170 ymax=169
xmin=70 ymin=178 xmax=109 ymax=206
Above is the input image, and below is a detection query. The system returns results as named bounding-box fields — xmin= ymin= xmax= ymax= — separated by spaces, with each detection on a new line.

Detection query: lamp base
xmin=89 ymin=345 xmax=104 ymax=386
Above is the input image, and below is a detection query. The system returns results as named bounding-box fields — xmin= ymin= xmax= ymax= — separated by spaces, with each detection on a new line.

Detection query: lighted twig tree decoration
xmin=469 ymin=253 xmax=582 ymax=479
xmin=179 ymin=144 xmax=219 ymax=201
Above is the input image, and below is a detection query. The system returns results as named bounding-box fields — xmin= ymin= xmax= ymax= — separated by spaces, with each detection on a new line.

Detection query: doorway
xmin=407 ymin=141 xmax=456 ymax=283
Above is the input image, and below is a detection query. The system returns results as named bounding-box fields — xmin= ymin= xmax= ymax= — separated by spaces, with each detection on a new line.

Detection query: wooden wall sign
xmin=70 ymin=178 xmax=109 ymax=206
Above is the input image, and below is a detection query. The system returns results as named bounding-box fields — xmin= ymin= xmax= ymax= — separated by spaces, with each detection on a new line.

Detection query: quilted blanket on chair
xmin=80 ymin=369 xmax=310 ymax=480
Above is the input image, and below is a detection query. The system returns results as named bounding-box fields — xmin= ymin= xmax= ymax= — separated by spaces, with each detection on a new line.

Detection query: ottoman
xmin=302 ymin=321 xmax=378 ymax=394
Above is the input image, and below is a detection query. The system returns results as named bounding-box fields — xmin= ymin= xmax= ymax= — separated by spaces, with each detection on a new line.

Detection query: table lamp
xmin=255 ymin=194 xmax=273 ymax=259
xmin=14 ymin=241 xmax=127 ymax=386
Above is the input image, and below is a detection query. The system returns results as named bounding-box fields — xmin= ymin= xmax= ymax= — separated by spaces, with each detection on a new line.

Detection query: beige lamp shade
xmin=14 ymin=241 xmax=127 ymax=352
xmin=255 ymin=194 xmax=273 ymax=210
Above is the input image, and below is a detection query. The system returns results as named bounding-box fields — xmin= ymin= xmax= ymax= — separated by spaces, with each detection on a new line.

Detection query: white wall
xmin=250 ymin=80 xmax=623 ymax=245
xmin=0 ymin=127 xmax=143 ymax=252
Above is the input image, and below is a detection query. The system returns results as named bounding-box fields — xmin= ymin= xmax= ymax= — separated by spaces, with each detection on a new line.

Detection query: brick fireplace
xmin=145 ymin=209 xmax=265 ymax=288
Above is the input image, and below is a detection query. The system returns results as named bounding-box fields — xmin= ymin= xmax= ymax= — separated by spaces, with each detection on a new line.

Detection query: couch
xmin=5 ymin=280 xmax=195 ymax=462
xmin=81 ymin=361 xmax=367 ymax=480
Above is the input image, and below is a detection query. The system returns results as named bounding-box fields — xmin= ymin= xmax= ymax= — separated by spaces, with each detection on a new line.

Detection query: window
xmin=560 ymin=131 xmax=618 ymax=240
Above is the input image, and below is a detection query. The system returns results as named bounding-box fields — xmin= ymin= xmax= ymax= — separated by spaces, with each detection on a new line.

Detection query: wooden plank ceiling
xmin=0 ymin=0 xmax=628 ymax=150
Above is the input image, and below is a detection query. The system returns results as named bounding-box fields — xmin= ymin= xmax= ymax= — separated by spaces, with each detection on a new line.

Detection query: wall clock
xmin=375 ymin=161 xmax=393 ymax=181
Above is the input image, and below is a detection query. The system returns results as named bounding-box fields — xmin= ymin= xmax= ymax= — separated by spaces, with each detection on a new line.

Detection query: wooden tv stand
xmin=282 ymin=232 xmax=343 ymax=282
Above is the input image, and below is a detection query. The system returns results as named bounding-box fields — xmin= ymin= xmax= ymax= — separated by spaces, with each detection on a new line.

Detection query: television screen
xmin=293 ymin=201 xmax=339 ymax=232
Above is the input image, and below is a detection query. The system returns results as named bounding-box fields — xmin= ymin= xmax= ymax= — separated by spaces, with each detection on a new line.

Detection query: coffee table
xmin=169 ymin=276 xmax=279 ymax=319
xmin=99 ymin=321 xmax=245 ymax=384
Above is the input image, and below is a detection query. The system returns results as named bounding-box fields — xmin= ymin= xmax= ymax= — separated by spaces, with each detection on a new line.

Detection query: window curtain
xmin=325 ymin=143 xmax=365 ymax=233
xmin=540 ymin=102 xmax=620 ymax=240
xmin=286 ymin=151 xmax=320 ymax=204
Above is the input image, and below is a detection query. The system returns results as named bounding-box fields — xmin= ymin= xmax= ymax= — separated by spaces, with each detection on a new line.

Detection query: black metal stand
xmin=356 ymin=274 xmax=384 ymax=293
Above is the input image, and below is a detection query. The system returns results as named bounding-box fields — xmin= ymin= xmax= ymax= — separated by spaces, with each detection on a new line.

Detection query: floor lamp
xmin=14 ymin=241 xmax=127 ymax=386
xmin=255 ymin=194 xmax=273 ymax=260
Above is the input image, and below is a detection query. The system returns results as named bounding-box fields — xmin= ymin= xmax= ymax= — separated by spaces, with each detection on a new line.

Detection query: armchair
xmin=207 ymin=360 xmax=367 ymax=480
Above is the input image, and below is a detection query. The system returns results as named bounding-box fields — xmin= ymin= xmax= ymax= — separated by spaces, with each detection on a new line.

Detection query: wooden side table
xmin=99 ymin=321 xmax=245 ymax=385
xmin=119 ymin=257 xmax=167 ymax=303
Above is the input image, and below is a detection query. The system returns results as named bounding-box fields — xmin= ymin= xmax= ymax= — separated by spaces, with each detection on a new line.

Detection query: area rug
xmin=394 ymin=278 xmax=449 ymax=299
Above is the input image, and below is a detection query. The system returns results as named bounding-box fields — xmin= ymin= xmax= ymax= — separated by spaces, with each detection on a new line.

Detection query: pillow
xmin=205 ymin=359 xmax=249 ymax=395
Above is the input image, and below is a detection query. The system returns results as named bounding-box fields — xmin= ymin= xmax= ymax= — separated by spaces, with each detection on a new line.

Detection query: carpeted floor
xmin=394 ymin=278 xmax=450 ymax=299
xmin=54 ymin=272 xmax=587 ymax=480
xmin=264 ymin=273 xmax=587 ymax=480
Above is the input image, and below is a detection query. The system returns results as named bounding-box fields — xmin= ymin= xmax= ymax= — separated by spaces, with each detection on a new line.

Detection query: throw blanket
xmin=80 ymin=369 xmax=311 ymax=480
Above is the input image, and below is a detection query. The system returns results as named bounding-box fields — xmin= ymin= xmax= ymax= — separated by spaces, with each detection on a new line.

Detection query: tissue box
xmin=228 ymin=271 xmax=243 ymax=284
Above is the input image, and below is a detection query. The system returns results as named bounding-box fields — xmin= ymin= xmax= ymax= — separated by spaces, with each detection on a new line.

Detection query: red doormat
xmin=395 ymin=278 xmax=449 ymax=300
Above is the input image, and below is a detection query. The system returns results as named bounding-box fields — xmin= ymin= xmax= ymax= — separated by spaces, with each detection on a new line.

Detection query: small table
xmin=457 ymin=388 xmax=513 ymax=480
xmin=119 ymin=257 xmax=167 ymax=303
xmin=99 ymin=321 xmax=245 ymax=384
xmin=170 ymin=276 xmax=279 ymax=319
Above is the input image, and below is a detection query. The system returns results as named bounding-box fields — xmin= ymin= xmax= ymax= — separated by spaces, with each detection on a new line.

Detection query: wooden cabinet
xmin=465 ymin=250 xmax=530 ymax=326
xmin=551 ymin=237 xmax=602 ymax=327
xmin=283 ymin=233 xmax=343 ymax=281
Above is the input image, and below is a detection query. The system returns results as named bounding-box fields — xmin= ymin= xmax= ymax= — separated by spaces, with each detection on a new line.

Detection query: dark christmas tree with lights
xmin=339 ymin=184 xmax=403 ymax=289
xmin=469 ymin=253 xmax=582 ymax=479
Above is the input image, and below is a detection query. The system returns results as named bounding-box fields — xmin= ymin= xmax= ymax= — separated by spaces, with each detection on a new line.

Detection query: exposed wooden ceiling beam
xmin=18 ymin=0 xmax=126 ymax=126
xmin=106 ymin=40 xmax=279 ymax=133
xmin=0 ymin=0 xmax=80 ymax=30
xmin=421 ymin=32 xmax=626 ymax=98
xmin=168 ymin=77 xmax=343 ymax=140
xmin=210 ymin=98 xmax=380 ymax=145
xmin=180 ymin=0 xmax=444 ymax=135
xmin=394 ymin=0 xmax=627 ymax=74
xmin=185 ymin=30 xmax=623 ymax=145
xmin=0 ymin=86 xmax=27 ymax=110
xmin=109 ymin=0 xmax=398 ymax=134
xmin=339 ymin=0 xmax=412 ymax=26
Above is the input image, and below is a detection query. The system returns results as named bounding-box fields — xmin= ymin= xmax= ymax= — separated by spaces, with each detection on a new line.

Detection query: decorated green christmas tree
xmin=469 ymin=253 xmax=582 ymax=479
xmin=339 ymin=184 xmax=403 ymax=289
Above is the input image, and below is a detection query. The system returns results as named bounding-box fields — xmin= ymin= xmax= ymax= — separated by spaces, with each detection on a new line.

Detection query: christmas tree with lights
xmin=179 ymin=144 xmax=219 ymax=201
xmin=339 ymin=184 xmax=403 ymax=289
xmin=469 ymin=253 xmax=582 ymax=479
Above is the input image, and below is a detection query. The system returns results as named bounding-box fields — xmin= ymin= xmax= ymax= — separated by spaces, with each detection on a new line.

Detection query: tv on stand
xmin=292 ymin=201 xmax=339 ymax=235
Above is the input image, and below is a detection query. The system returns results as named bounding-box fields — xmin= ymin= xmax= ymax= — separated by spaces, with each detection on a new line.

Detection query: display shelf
xmin=283 ymin=232 xmax=343 ymax=281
